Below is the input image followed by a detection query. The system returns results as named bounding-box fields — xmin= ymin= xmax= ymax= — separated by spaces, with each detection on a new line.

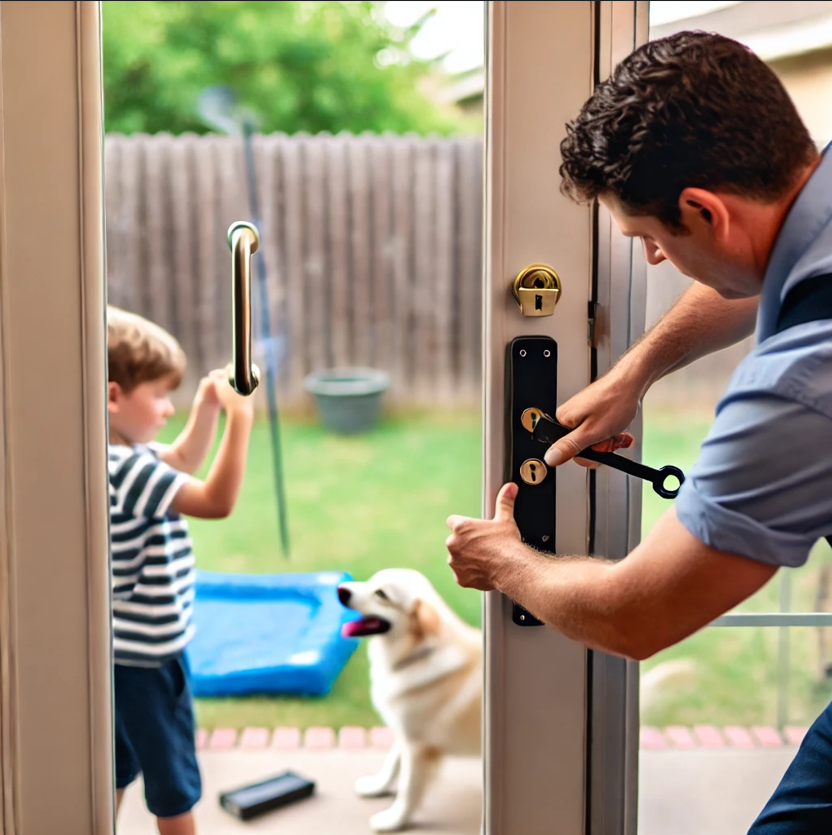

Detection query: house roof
xmin=441 ymin=1 xmax=832 ymax=104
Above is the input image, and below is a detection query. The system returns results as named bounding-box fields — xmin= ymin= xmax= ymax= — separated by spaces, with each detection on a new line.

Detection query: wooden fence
xmin=104 ymin=132 xmax=747 ymax=414
xmin=105 ymin=133 xmax=484 ymax=410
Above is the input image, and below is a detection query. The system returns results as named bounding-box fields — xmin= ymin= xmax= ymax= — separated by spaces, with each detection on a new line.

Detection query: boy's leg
xmin=114 ymin=656 xmax=202 ymax=824
xmin=113 ymin=665 xmax=141 ymax=821
xmin=748 ymin=699 xmax=832 ymax=833
xmin=157 ymin=811 xmax=196 ymax=835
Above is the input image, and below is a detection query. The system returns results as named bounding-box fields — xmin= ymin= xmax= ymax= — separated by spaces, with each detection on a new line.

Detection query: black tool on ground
xmin=522 ymin=408 xmax=685 ymax=500
xmin=219 ymin=771 xmax=316 ymax=821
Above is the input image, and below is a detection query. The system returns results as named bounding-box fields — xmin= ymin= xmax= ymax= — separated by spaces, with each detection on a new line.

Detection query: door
xmin=483 ymin=3 xmax=646 ymax=834
xmin=0 ymin=2 xmax=113 ymax=834
xmin=0 ymin=2 xmax=646 ymax=834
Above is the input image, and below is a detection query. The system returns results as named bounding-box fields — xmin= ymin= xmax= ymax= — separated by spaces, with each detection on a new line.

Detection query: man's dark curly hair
xmin=559 ymin=31 xmax=817 ymax=230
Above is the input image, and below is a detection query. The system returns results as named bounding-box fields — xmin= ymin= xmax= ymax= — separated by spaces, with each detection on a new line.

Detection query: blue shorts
xmin=749 ymin=697 xmax=832 ymax=832
xmin=114 ymin=654 xmax=202 ymax=818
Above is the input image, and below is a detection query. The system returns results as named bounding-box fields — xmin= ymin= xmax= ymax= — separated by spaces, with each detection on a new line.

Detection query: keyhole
xmin=528 ymin=463 xmax=537 ymax=482
xmin=535 ymin=293 xmax=543 ymax=310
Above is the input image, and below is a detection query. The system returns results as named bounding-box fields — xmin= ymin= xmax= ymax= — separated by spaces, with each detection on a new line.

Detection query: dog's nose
xmin=338 ymin=586 xmax=352 ymax=605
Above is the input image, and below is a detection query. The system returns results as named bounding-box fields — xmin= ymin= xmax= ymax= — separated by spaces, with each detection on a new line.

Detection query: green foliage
xmin=102 ymin=0 xmax=461 ymax=136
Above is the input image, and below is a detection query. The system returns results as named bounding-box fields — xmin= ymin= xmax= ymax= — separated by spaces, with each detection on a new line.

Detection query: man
xmin=445 ymin=31 xmax=832 ymax=831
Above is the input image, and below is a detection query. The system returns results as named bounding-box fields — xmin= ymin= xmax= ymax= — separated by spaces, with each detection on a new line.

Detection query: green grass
xmin=157 ymin=406 xmax=832 ymax=730
xmin=156 ymin=410 xmax=483 ymax=730
xmin=640 ymin=407 xmax=832 ymax=727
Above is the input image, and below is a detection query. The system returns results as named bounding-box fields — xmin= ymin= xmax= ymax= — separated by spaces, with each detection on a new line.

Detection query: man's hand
xmin=545 ymin=368 xmax=640 ymax=468
xmin=446 ymin=483 xmax=525 ymax=591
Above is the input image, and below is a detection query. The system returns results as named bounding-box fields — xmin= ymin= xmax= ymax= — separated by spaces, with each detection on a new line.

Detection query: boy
xmin=107 ymin=306 xmax=254 ymax=834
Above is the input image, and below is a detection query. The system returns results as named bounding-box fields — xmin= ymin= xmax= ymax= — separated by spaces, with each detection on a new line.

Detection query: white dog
xmin=338 ymin=569 xmax=482 ymax=833
xmin=338 ymin=569 xmax=698 ymax=832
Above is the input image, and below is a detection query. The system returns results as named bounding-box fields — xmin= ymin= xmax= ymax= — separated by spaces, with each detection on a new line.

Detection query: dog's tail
xmin=639 ymin=658 xmax=697 ymax=712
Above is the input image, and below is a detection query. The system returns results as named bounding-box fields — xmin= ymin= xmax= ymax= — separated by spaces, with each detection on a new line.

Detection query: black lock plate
xmin=505 ymin=336 xmax=557 ymax=626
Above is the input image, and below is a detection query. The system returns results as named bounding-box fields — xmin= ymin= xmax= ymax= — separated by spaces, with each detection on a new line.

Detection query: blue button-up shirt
xmin=674 ymin=147 xmax=832 ymax=567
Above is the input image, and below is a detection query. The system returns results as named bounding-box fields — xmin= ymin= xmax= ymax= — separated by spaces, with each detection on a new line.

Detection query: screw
xmin=542 ymin=535 xmax=549 ymax=542
xmin=543 ymin=349 xmax=551 ymax=358
xmin=519 ymin=349 xmax=527 ymax=357
xmin=519 ymin=614 xmax=526 ymax=622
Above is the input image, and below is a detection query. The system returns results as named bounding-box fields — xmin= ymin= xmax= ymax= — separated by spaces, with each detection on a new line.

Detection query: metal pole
xmin=777 ymin=570 xmax=792 ymax=729
xmin=242 ymin=118 xmax=291 ymax=560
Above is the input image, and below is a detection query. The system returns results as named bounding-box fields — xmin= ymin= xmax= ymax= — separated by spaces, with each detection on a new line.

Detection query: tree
xmin=102 ymin=0 xmax=461 ymax=135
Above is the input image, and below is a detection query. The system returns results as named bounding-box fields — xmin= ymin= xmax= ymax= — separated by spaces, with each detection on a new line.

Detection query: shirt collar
xmin=757 ymin=142 xmax=832 ymax=341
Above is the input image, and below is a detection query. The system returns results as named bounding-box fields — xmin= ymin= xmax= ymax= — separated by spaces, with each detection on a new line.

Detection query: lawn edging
xmin=196 ymin=725 xmax=808 ymax=752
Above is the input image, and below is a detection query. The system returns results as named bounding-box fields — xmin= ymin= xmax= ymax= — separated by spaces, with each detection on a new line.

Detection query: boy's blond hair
xmin=107 ymin=306 xmax=186 ymax=392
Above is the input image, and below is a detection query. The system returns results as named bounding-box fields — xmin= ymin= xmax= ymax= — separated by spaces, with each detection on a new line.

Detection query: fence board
xmin=324 ymin=135 xmax=351 ymax=369
xmin=168 ymin=135 xmax=198 ymax=384
xmin=390 ymin=138 xmax=415 ymax=402
xmin=434 ymin=138 xmax=456 ymax=403
xmin=103 ymin=132 xmax=729 ymax=412
xmin=348 ymin=136 xmax=373 ymax=368
xmin=370 ymin=136 xmax=395 ymax=382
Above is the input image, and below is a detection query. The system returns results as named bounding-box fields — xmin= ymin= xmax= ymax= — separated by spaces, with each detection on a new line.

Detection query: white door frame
xmin=0 ymin=2 xmax=650 ymax=833
xmin=0 ymin=2 xmax=112 ymax=833
xmin=483 ymin=3 xmax=646 ymax=833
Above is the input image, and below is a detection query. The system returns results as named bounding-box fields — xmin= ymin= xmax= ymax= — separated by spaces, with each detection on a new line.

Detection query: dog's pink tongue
xmin=341 ymin=617 xmax=383 ymax=638
xmin=341 ymin=620 xmax=364 ymax=638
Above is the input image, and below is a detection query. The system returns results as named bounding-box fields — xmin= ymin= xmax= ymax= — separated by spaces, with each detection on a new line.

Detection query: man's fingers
xmin=493 ymin=482 xmax=518 ymax=522
xmin=591 ymin=432 xmax=634 ymax=453
xmin=545 ymin=430 xmax=635 ymax=467
xmin=544 ymin=429 xmax=593 ymax=467
xmin=446 ymin=514 xmax=473 ymax=530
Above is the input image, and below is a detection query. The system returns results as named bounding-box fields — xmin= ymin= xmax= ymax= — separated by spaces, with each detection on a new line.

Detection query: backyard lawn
xmin=157 ymin=406 xmax=832 ymax=731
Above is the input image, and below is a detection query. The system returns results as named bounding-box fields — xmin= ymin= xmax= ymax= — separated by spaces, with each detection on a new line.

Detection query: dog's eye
xmin=374 ymin=589 xmax=389 ymax=601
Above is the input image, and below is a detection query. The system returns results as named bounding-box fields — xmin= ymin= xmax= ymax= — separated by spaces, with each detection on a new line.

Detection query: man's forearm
xmin=619 ymin=283 xmax=758 ymax=394
xmin=495 ymin=546 xmax=639 ymax=658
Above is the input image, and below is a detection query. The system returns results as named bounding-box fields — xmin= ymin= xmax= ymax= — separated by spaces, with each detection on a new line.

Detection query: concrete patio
xmin=118 ymin=745 xmax=800 ymax=834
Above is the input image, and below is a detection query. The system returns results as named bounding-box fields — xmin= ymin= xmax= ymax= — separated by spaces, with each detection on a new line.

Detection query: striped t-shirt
xmin=108 ymin=444 xmax=195 ymax=667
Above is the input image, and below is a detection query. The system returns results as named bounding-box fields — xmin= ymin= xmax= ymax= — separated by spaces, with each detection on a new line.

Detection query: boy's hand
xmin=216 ymin=369 xmax=256 ymax=417
xmin=195 ymin=370 xmax=224 ymax=410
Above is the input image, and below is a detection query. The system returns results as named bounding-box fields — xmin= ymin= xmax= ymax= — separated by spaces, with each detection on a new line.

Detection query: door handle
xmin=505 ymin=336 xmax=558 ymax=626
xmin=227 ymin=221 xmax=261 ymax=396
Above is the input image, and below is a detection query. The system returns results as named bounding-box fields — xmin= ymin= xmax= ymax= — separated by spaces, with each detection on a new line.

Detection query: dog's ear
xmin=412 ymin=599 xmax=441 ymax=639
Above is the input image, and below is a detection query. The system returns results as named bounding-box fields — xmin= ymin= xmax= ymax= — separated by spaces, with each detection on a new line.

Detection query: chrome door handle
xmin=227 ymin=221 xmax=261 ymax=395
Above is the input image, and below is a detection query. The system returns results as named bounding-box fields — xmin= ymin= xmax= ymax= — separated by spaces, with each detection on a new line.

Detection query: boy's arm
xmin=157 ymin=371 xmax=224 ymax=475
xmin=170 ymin=382 xmax=255 ymax=519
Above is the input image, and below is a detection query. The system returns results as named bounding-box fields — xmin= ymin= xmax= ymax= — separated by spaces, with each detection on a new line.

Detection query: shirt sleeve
xmin=674 ymin=395 xmax=832 ymax=567
xmin=113 ymin=448 xmax=188 ymax=519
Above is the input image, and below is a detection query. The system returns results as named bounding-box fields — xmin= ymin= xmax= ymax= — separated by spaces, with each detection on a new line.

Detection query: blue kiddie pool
xmin=186 ymin=570 xmax=361 ymax=698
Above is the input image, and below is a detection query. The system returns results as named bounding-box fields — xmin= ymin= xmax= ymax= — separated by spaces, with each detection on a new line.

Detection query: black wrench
xmin=521 ymin=408 xmax=685 ymax=500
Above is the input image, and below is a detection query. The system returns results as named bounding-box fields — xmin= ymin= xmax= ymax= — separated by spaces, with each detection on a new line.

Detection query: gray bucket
xmin=304 ymin=367 xmax=391 ymax=435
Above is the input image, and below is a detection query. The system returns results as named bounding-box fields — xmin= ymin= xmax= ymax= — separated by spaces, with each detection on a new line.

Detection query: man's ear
xmin=678 ymin=187 xmax=730 ymax=240
xmin=108 ymin=381 xmax=123 ymax=414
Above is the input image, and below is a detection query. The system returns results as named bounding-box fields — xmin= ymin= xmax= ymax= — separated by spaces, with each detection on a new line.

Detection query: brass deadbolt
xmin=519 ymin=458 xmax=548 ymax=486
xmin=521 ymin=407 xmax=547 ymax=434
xmin=512 ymin=264 xmax=562 ymax=317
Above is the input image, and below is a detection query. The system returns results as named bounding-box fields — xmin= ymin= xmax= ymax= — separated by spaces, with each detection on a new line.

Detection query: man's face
xmin=600 ymin=194 xmax=762 ymax=300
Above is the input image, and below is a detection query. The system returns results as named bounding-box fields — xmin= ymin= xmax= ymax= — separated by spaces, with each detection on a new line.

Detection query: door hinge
xmin=587 ymin=301 xmax=599 ymax=348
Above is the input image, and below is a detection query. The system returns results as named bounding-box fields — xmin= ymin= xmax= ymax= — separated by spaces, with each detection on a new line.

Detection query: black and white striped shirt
xmin=109 ymin=444 xmax=195 ymax=667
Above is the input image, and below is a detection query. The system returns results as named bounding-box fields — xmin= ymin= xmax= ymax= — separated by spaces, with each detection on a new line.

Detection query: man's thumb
xmin=544 ymin=430 xmax=589 ymax=468
xmin=494 ymin=482 xmax=518 ymax=521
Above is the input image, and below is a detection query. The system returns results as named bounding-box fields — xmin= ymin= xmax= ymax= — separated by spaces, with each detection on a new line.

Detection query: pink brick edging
xmin=197 ymin=724 xmax=810 ymax=751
